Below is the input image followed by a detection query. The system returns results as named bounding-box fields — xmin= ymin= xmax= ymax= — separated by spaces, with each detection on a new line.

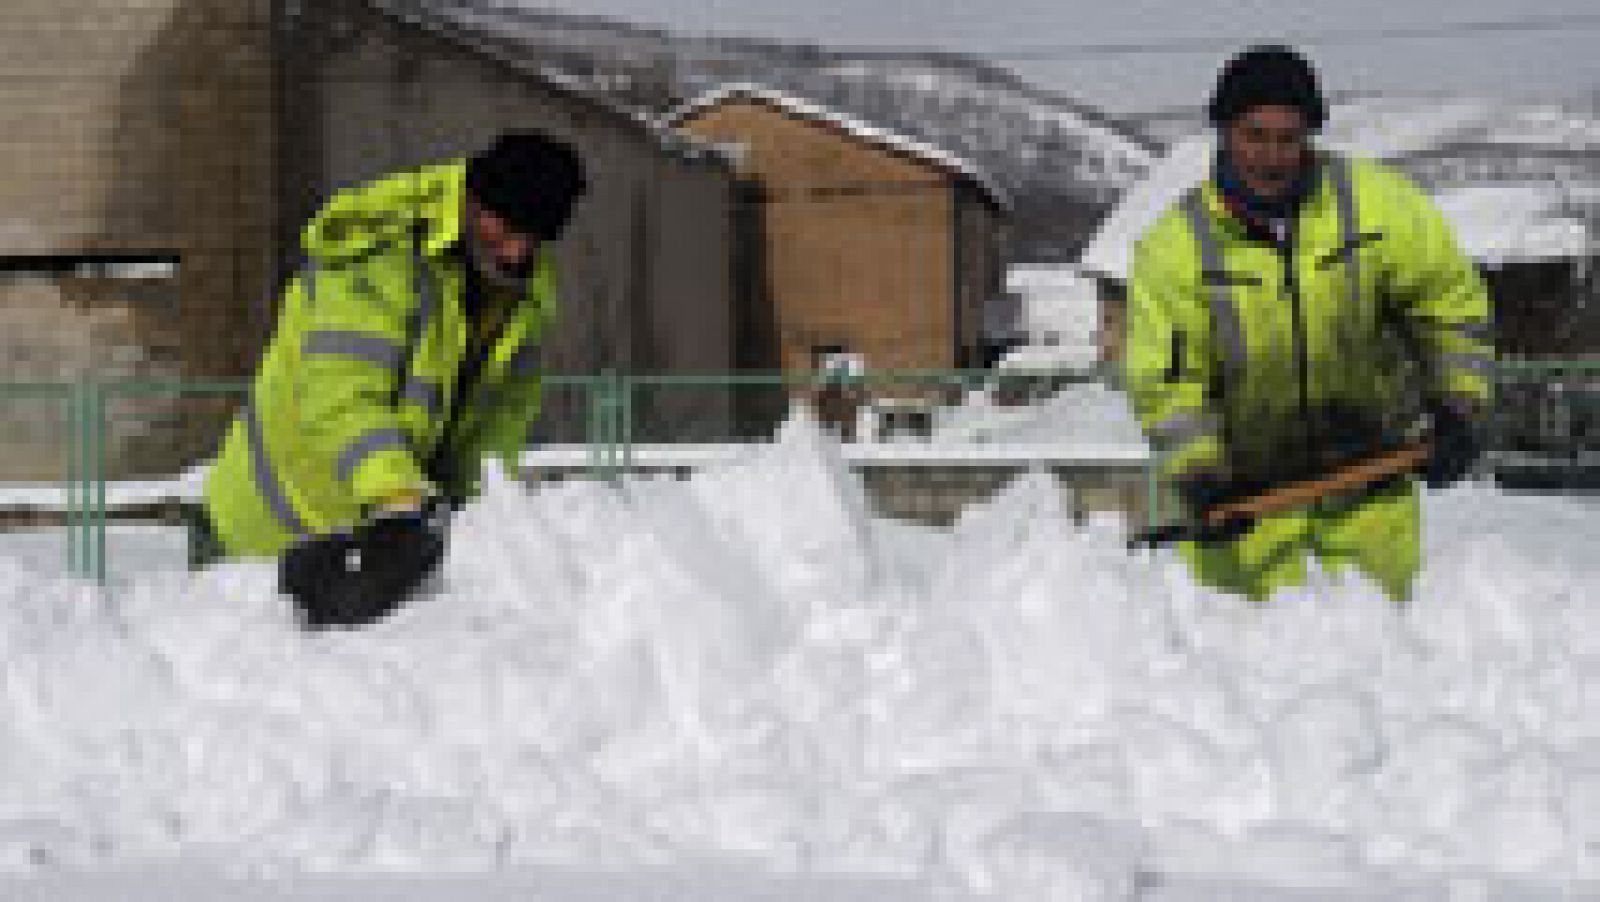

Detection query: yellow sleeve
xmin=1122 ymin=224 xmax=1226 ymax=480
xmin=1380 ymin=171 xmax=1495 ymax=406
xmin=294 ymin=255 xmax=432 ymax=509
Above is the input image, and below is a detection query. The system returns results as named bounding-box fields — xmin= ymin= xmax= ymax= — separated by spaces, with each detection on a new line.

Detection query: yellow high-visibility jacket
xmin=203 ymin=161 xmax=557 ymax=557
xmin=1123 ymin=153 xmax=1492 ymax=601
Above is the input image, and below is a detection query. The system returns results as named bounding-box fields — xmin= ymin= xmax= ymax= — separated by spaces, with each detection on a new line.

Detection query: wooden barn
xmin=665 ymin=83 xmax=1012 ymax=383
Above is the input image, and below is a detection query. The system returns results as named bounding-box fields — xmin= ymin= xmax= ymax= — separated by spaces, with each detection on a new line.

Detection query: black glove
xmin=1423 ymin=399 xmax=1483 ymax=489
xmin=423 ymin=454 xmax=475 ymax=513
xmin=1174 ymin=470 xmax=1255 ymax=545
xmin=280 ymin=498 xmax=450 ymax=630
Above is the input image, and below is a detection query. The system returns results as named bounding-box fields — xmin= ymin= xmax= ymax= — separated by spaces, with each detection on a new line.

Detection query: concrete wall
xmin=521 ymin=461 xmax=1150 ymax=528
xmin=0 ymin=0 xmax=274 ymax=479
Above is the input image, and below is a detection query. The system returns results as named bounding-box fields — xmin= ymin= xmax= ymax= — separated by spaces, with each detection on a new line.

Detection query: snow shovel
xmin=278 ymin=497 xmax=452 ymax=629
xmin=1127 ymin=438 xmax=1433 ymax=549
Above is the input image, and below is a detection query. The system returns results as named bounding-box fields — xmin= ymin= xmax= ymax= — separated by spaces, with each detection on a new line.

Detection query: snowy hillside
xmin=1121 ymin=93 xmax=1600 ymax=216
xmin=1 ymin=414 xmax=1599 ymax=899
xmin=1128 ymin=92 xmax=1600 ymax=153
xmin=1080 ymin=95 xmax=1600 ymax=281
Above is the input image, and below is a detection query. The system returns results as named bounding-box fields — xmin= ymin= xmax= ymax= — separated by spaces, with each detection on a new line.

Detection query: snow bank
xmin=1 ymin=411 xmax=1598 ymax=899
xmin=933 ymin=380 xmax=1149 ymax=446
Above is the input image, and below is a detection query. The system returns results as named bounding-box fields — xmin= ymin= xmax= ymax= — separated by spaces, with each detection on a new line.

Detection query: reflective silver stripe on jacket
xmin=1183 ymin=191 xmax=1247 ymax=378
xmin=303 ymin=330 xmax=405 ymax=369
xmin=334 ymin=429 xmax=412 ymax=484
xmin=1329 ymin=155 xmax=1361 ymax=312
xmin=244 ymin=399 xmax=309 ymax=537
xmin=393 ymin=225 xmax=444 ymax=420
xmin=1440 ymin=350 xmax=1496 ymax=376
xmin=1150 ymin=409 xmax=1220 ymax=446
xmin=1448 ymin=320 xmax=1495 ymax=343
xmin=401 ymin=379 xmax=443 ymax=418
xmin=304 ymin=260 xmax=319 ymax=308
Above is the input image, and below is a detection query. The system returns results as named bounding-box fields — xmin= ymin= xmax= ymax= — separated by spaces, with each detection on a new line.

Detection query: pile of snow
xmin=1 ymin=410 xmax=1599 ymax=899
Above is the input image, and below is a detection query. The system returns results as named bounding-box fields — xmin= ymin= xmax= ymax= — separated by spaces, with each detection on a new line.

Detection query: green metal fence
xmin=4 ymin=359 xmax=1597 ymax=585
xmin=0 ymin=383 xmax=76 ymax=578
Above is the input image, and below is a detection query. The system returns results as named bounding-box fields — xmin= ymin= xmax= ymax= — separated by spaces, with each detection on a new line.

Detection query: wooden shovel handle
xmin=1203 ymin=440 xmax=1433 ymax=525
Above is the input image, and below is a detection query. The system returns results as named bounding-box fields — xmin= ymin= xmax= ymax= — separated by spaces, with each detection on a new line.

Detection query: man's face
xmin=1222 ymin=105 xmax=1313 ymax=201
xmin=466 ymin=200 xmax=540 ymax=286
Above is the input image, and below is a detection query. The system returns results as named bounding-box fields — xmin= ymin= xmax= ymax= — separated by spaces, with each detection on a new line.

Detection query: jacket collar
xmin=1201 ymin=150 xmax=1338 ymax=246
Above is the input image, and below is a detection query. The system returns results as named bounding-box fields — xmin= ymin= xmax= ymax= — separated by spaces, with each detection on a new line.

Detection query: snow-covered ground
xmin=999 ymin=264 xmax=1103 ymax=372
xmin=934 ymin=380 xmax=1148 ymax=447
xmin=1 ymin=411 xmax=1598 ymax=899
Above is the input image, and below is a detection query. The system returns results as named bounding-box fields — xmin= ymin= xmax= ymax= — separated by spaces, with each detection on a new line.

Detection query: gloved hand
xmin=423 ymin=455 xmax=476 ymax=513
xmin=279 ymin=494 xmax=451 ymax=630
xmin=1174 ymin=469 xmax=1254 ymax=545
xmin=1424 ymin=397 xmax=1484 ymax=489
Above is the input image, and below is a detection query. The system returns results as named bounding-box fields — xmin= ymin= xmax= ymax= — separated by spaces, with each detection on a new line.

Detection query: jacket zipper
xmin=425 ymin=261 xmax=510 ymax=485
xmin=1279 ymin=239 xmax=1315 ymax=476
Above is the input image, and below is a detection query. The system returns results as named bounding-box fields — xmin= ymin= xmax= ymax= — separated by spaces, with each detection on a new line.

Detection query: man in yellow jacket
xmin=199 ymin=132 xmax=586 ymax=622
xmin=1123 ymin=46 xmax=1493 ymax=602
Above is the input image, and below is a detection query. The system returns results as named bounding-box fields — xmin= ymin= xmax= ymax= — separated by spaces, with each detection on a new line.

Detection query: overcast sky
xmin=533 ymin=0 xmax=1600 ymax=113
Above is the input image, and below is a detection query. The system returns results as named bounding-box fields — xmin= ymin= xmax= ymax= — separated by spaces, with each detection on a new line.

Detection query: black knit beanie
xmin=1207 ymin=45 xmax=1326 ymax=130
xmin=465 ymin=131 xmax=589 ymax=240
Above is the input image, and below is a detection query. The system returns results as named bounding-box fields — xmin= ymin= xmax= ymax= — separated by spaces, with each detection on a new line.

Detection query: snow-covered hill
xmin=1081 ymin=95 xmax=1600 ymax=281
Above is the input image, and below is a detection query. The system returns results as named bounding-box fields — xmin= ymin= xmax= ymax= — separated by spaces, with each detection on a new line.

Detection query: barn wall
xmin=675 ymin=100 xmax=960 ymax=376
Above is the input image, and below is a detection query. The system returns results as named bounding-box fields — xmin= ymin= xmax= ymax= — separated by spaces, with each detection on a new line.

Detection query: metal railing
xmin=4 ymin=359 xmax=1597 ymax=585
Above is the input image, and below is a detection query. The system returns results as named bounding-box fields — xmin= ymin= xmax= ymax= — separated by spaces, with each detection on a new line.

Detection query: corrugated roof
xmin=662 ymin=82 xmax=1012 ymax=212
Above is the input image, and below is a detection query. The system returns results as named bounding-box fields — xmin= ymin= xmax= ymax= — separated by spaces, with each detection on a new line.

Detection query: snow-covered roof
xmin=1077 ymin=130 xmax=1595 ymax=281
xmin=363 ymin=0 xmax=738 ymax=165
xmin=661 ymin=82 xmax=1012 ymax=211
xmin=1076 ymin=133 xmax=1216 ymax=281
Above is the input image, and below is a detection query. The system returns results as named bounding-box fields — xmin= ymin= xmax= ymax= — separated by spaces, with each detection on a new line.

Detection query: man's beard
xmin=467 ymin=228 xmax=535 ymax=292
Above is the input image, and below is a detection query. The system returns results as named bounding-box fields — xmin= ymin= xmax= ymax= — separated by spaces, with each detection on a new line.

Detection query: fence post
xmin=1145 ymin=446 xmax=1164 ymax=531
xmin=619 ymin=373 xmax=635 ymax=470
xmin=88 ymin=379 xmax=107 ymax=584
xmin=65 ymin=381 xmax=83 ymax=579
xmin=588 ymin=369 xmax=623 ymax=482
